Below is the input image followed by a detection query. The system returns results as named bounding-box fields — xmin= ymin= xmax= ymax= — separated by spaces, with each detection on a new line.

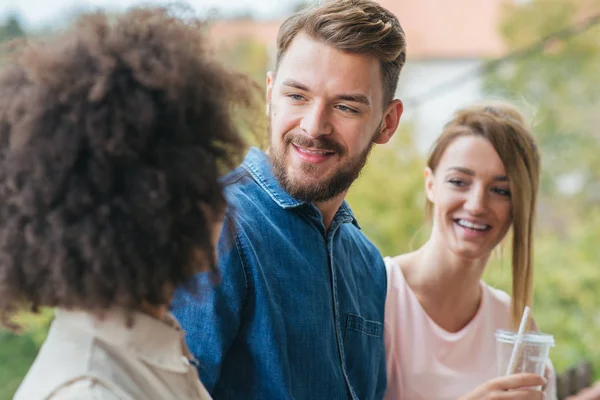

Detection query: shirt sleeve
xmin=49 ymin=378 xmax=122 ymax=400
xmin=171 ymin=214 xmax=248 ymax=393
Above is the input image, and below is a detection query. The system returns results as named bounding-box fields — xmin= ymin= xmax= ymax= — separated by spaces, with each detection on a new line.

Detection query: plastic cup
xmin=495 ymin=329 xmax=555 ymax=388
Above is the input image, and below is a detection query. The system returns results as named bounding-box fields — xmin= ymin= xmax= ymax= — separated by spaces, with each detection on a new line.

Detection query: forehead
xmin=439 ymin=135 xmax=506 ymax=175
xmin=276 ymin=33 xmax=383 ymax=102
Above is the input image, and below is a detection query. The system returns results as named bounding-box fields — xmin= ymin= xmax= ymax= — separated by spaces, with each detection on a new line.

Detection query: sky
xmin=0 ymin=0 xmax=297 ymax=28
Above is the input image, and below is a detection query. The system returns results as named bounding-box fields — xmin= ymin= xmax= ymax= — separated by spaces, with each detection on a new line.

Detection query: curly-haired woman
xmin=0 ymin=7 xmax=256 ymax=400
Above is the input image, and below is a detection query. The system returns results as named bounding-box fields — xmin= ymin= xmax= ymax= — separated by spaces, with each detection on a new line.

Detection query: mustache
xmin=285 ymin=133 xmax=345 ymax=154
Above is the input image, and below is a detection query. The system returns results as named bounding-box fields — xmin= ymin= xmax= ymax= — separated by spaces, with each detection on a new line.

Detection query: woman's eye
xmin=493 ymin=187 xmax=512 ymax=197
xmin=448 ymin=179 xmax=465 ymax=187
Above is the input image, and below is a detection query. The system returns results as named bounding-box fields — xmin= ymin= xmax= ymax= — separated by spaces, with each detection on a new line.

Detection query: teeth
xmin=298 ymin=147 xmax=332 ymax=156
xmin=457 ymin=219 xmax=488 ymax=231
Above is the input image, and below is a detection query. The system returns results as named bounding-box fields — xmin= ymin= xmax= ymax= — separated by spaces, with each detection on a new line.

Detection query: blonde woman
xmin=384 ymin=104 xmax=556 ymax=400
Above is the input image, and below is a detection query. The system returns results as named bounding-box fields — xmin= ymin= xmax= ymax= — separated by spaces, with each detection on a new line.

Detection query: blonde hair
xmin=275 ymin=0 xmax=406 ymax=104
xmin=426 ymin=102 xmax=541 ymax=329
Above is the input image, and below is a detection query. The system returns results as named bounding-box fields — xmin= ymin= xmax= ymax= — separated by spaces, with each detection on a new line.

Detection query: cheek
xmin=433 ymin=189 xmax=462 ymax=218
xmin=339 ymin=122 xmax=374 ymax=153
xmin=498 ymin=204 xmax=513 ymax=228
xmin=271 ymin=103 xmax=300 ymax=137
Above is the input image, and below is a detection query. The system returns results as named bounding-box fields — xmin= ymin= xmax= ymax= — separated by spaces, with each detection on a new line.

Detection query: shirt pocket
xmin=343 ymin=313 xmax=384 ymax=398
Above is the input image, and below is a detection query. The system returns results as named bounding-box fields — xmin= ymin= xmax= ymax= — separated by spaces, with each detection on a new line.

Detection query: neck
xmin=403 ymin=236 xmax=491 ymax=332
xmin=138 ymin=285 xmax=173 ymax=320
xmin=139 ymin=302 xmax=168 ymax=319
xmin=417 ymin=237 xmax=489 ymax=292
xmin=315 ymin=191 xmax=347 ymax=231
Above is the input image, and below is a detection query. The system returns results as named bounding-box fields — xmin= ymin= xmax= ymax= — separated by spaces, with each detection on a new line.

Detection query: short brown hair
xmin=426 ymin=102 xmax=541 ymax=330
xmin=276 ymin=0 xmax=406 ymax=104
xmin=0 ymin=7 xmax=256 ymax=328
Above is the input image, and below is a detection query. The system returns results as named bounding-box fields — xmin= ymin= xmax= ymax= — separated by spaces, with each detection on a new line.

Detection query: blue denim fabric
xmin=172 ymin=148 xmax=387 ymax=400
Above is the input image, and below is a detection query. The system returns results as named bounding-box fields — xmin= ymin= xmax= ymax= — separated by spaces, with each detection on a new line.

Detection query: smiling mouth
xmin=454 ymin=219 xmax=491 ymax=232
xmin=293 ymin=144 xmax=336 ymax=156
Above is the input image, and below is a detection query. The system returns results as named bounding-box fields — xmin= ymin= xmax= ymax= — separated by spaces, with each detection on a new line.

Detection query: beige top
xmin=14 ymin=308 xmax=211 ymax=400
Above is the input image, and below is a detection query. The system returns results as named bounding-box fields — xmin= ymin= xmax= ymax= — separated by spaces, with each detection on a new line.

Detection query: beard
xmin=269 ymin=120 xmax=379 ymax=203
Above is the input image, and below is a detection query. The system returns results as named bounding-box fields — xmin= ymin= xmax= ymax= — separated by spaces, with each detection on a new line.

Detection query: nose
xmin=464 ymin=185 xmax=488 ymax=215
xmin=300 ymin=102 xmax=333 ymax=138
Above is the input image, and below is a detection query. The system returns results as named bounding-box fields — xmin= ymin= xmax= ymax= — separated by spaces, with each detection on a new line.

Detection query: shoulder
xmin=17 ymin=375 xmax=127 ymax=400
xmin=343 ymin=224 xmax=384 ymax=259
xmin=220 ymin=165 xmax=280 ymax=228
xmin=483 ymin=283 xmax=512 ymax=308
xmin=481 ymin=283 xmax=512 ymax=325
xmin=219 ymin=164 xmax=250 ymax=188
xmin=220 ymin=165 xmax=255 ymax=201
xmin=383 ymin=253 xmax=414 ymax=280
xmin=15 ymin=321 xmax=97 ymax=400
xmin=49 ymin=378 xmax=127 ymax=400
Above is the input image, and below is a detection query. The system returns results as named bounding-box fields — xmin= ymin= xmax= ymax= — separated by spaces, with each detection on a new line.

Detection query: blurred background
xmin=1 ymin=0 xmax=599 ymax=398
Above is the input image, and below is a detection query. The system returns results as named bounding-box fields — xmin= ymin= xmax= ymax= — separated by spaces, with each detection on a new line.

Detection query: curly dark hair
xmin=0 ymin=6 xmax=256 ymax=328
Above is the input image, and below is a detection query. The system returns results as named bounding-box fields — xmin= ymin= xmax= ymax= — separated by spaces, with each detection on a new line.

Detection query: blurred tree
xmin=290 ymin=1 xmax=315 ymax=13
xmin=0 ymin=309 xmax=54 ymax=399
xmin=347 ymin=124 xmax=427 ymax=258
xmin=485 ymin=0 xmax=600 ymax=209
xmin=219 ymin=36 xmax=270 ymax=89
xmin=484 ymin=0 xmax=600 ymax=377
xmin=217 ymin=35 xmax=270 ymax=149
xmin=0 ymin=14 xmax=25 ymax=43
xmin=0 ymin=15 xmax=32 ymax=398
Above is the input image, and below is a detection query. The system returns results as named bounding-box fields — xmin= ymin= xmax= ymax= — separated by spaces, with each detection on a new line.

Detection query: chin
xmin=451 ymin=245 xmax=490 ymax=261
xmin=288 ymin=168 xmax=325 ymax=187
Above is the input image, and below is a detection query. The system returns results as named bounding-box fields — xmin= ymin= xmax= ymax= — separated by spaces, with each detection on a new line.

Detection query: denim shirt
xmin=172 ymin=148 xmax=387 ymax=400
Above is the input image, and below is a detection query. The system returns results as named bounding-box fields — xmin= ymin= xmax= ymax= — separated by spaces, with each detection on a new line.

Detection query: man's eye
xmin=336 ymin=105 xmax=358 ymax=114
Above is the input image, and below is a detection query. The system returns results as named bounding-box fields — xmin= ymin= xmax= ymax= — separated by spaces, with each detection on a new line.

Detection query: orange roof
xmin=207 ymin=19 xmax=282 ymax=50
xmin=206 ymin=0 xmax=509 ymax=60
xmin=378 ymin=0 xmax=507 ymax=59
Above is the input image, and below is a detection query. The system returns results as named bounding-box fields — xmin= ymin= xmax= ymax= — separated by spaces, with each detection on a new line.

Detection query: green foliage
xmin=217 ymin=35 xmax=269 ymax=150
xmin=0 ymin=14 xmax=25 ymax=43
xmin=0 ymin=309 xmax=54 ymax=399
xmin=290 ymin=1 xmax=315 ymax=13
xmin=483 ymin=0 xmax=600 ymax=378
xmin=219 ymin=36 xmax=269 ymax=90
xmin=347 ymin=125 xmax=427 ymax=257
xmin=486 ymin=0 xmax=600 ymax=203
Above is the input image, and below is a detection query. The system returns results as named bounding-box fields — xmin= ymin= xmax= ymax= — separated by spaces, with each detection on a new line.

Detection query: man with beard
xmin=172 ymin=0 xmax=405 ymax=398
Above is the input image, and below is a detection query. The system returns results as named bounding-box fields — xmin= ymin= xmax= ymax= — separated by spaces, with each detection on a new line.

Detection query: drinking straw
xmin=505 ymin=306 xmax=531 ymax=375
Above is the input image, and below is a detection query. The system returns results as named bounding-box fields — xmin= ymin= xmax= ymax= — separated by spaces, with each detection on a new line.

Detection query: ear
xmin=424 ymin=167 xmax=435 ymax=203
xmin=266 ymin=71 xmax=275 ymax=117
xmin=373 ymin=99 xmax=403 ymax=144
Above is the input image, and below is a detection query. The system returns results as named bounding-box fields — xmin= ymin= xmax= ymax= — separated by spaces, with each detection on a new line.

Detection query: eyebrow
xmin=282 ymin=79 xmax=310 ymax=92
xmin=446 ymin=166 xmax=508 ymax=182
xmin=335 ymin=94 xmax=371 ymax=107
xmin=281 ymin=79 xmax=371 ymax=107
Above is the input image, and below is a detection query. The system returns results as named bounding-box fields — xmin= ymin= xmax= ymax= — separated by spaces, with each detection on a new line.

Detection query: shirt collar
xmin=241 ymin=147 xmax=359 ymax=228
xmin=54 ymin=307 xmax=193 ymax=373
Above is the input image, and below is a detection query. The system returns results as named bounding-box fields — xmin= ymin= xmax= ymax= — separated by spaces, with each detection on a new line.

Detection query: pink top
xmin=384 ymin=257 xmax=556 ymax=400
